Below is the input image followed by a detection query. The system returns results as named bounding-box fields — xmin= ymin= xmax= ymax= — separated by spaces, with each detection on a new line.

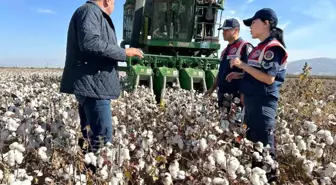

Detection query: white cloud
xmin=229 ymin=10 xmax=236 ymax=15
xmin=278 ymin=21 xmax=291 ymax=30
xmin=294 ymin=0 xmax=336 ymax=20
xmin=247 ymin=0 xmax=254 ymax=3
xmin=285 ymin=0 xmax=336 ymax=52
xmin=33 ymin=8 xmax=56 ymax=14
xmin=215 ymin=0 xmax=336 ymax=61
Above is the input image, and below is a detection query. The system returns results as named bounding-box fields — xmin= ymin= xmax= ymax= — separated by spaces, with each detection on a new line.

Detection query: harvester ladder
xmin=194 ymin=0 xmax=222 ymax=42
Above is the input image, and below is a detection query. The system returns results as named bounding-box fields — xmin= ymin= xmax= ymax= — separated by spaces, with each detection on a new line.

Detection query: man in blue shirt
xmin=205 ymin=18 xmax=253 ymax=112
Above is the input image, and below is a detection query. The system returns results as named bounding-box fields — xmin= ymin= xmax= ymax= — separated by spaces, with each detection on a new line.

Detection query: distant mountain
xmin=1 ymin=57 xmax=335 ymax=76
xmin=287 ymin=57 xmax=336 ymax=76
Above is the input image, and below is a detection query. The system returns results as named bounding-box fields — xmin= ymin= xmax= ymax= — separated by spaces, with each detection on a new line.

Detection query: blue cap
xmin=218 ymin=18 xmax=240 ymax=30
xmin=243 ymin=8 xmax=278 ymax=27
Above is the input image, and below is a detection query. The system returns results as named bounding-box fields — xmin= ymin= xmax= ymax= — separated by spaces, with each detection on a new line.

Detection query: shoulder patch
xmin=264 ymin=50 xmax=274 ymax=60
xmin=251 ymin=50 xmax=261 ymax=59
xmin=261 ymin=60 xmax=274 ymax=69
xmin=230 ymin=47 xmax=237 ymax=54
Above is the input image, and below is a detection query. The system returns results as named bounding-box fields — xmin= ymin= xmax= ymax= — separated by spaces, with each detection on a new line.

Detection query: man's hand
xmin=125 ymin=48 xmax=144 ymax=59
xmin=204 ymin=87 xmax=215 ymax=97
xmin=226 ymin=72 xmax=243 ymax=82
xmin=230 ymin=57 xmax=245 ymax=69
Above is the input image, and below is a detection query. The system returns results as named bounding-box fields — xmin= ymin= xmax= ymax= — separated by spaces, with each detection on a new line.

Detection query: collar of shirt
xmin=227 ymin=37 xmax=242 ymax=47
xmin=258 ymin=36 xmax=274 ymax=45
xmin=86 ymin=1 xmax=108 ymax=16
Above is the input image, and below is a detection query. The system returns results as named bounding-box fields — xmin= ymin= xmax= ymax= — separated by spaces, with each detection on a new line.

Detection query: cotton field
xmin=0 ymin=68 xmax=335 ymax=185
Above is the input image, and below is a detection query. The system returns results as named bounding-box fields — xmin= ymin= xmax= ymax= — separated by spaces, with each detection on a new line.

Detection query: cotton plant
xmin=0 ymin=70 xmax=335 ymax=185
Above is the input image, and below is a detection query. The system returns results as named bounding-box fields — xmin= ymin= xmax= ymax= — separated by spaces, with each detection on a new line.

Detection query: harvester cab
xmin=119 ymin=0 xmax=225 ymax=102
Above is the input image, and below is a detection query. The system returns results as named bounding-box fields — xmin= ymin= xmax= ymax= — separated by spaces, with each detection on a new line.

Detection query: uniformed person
xmin=205 ymin=18 xmax=253 ymax=113
xmin=229 ymin=8 xmax=288 ymax=157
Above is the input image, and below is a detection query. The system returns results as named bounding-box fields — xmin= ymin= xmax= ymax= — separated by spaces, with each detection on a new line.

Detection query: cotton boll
xmin=202 ymin=177 xmax=212 ymax=185
xmin=164 ymin=146 xmax=173 ymax=156
xmin=177 ymin=170 xmax=185 ymax=180
xmin=84 ymin=153 xmax=97 ymax=166
xmin=320 ymin=177 xmax=332 ymax=185
xmin=214 ymin=126 xmax=224 ymax=134
xmin=252 ymin=152 xmax=263 ymax=162
xmin=161 ymin=172 xmax=173 ymax=185
xmin=302 ymin=160 xmax=315 ymax=175
xmin=111 ymin=177 xmax=120 ymax=185
xmin=45 ymin=177 xmax=53 ymax=183
xmin=213 ymin=149 xmax=226 ymax=166
xmin=250 ymin=167 xmax=267 ymax=185
xmin=168 ymin=160 xmax=179 ymax=179
xmin=177 ymin=137 xmax=184 ymax=149
xmin=328 ymin=114 xmax=335 ymax=120
xmin=6 ymin=118 xmax=20 ymax=131
xmin=323 ymin=162 xmax=336 ymax=178
xmin=279 ymin=120 xmax=287 ymax=128
xmin=189 ymin=165 xmax=198 ymax=174
xmin=315 ymin=143 xmax=325 ymax=158
xmin=220 ymin=120 xmax=230 ymax=131
xmin=264 ymin=155 xmax=274 ymax=166
xmin=307 ymin=135 xmax=316 ymax=144
xmin=120 ymin=148 xmax=130 ymax=164
xmin=304 ymin=121 xmax=317 ymax=133
xmin=135 ymin=149 xmax=145 ymax=158
xmin=212 ymin=177 xmax=229 ymax=185
xmin=98 ymin=166 xmax=109 ymax=180
xmin=7 ymin=150 xmax=23 ymax=166
xmin=199 ymin=138 xmax=207 ymax=152
xmin=297 ymin=138 xmax=307 ymax=151
xmin=254 ymin=142 xmax=263 ymax=153
xmin=207 ymin=134 xmax=217 ymax=142
xmin=38 ymin=147 xmax=48 ymax=162
xmin=250 ymin=173 xmax=260 ymax=185
xmin=312 ymin=108 xmax=322 ymax=116
xmin=326 ymin=135 xmax=334 ymax=145
xmin=4 ymin=111 xmax=15 ymax=117
xmin=327 ymin=95 xmax=335 ymax=101
xmin=97 ymin=156 xmax=104 ymax=168
xmin=231 ymin=147 xmax=242 ymax=157
xmin=9 ymin=142 xmax=25 ymax=153
xmin=237 ymin=165 xmax=246 ymax=175
xmin=64 ymin=164 xmax=74 ymax=176
xmin=137 ymin=158 xmax=145 ymax=170
xmin=203 ymin=156 xmax=216 ymax=171
xmin=129 ymin=143 xmax=136 ymax=151
xmin=227 ymin=156 xmax=240 ymax=179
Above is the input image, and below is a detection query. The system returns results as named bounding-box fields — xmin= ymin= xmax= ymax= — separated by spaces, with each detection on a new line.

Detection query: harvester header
xmin=119 ymin=0 xmax=225 ymax=102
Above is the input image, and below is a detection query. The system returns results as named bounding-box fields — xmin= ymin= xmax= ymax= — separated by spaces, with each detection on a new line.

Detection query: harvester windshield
xmin=148 ymin=0 xmax=194 ymax=41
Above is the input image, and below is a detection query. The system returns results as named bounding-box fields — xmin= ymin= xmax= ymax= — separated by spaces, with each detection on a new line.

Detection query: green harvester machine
xmin=119 ymin=0 xmax=225 ymax=102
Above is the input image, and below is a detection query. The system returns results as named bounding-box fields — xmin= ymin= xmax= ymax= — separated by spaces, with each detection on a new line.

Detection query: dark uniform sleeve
xmin=261 ymin=46 xmax=285 ymax=77
xmin=240 ymin=43 xmax=253 ymax=64
xmin=76 ymin=6 xmax=126 ymax=61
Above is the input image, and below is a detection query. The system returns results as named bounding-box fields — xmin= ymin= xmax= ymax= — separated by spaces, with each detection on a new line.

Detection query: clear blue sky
xmin=0 ymin=0 xmax=335 ymax=67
